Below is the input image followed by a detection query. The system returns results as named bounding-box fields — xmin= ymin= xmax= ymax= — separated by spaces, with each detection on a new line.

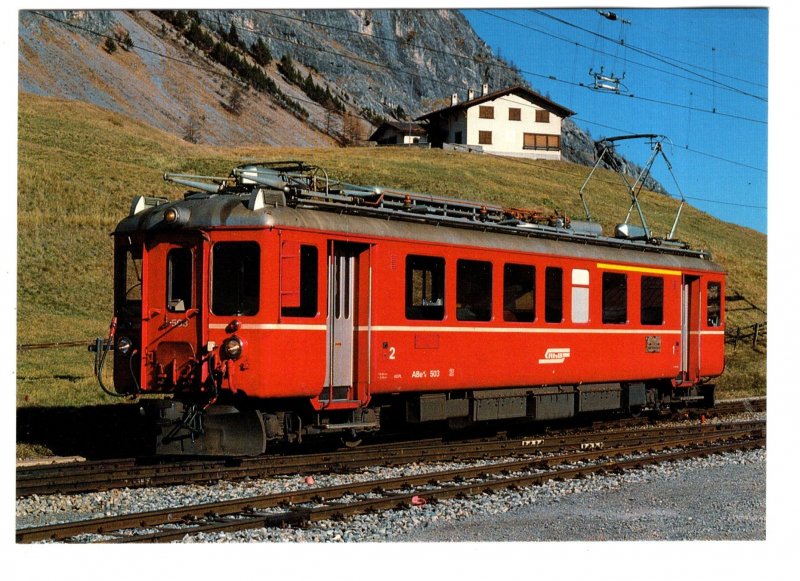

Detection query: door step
xmin=317 ymin=399 xmax=361 ymax=405
xmin=311 ymin=421 xmax=380 ymax=431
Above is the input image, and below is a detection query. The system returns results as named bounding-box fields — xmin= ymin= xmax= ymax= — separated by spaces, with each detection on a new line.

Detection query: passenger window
xmin=457 ymin=260 xmax=492 ymax=321
xmin=167 ymin=248 xmax=193 ymax=312
xmin=641 ymin=276 xmax=664 ymax=325
xmin=503 ymin=264 xmax=535 ymax=322
xmin=571 ymin=269 xmax=590 ymax=324
xmin=602 ymin=272 xmax=628 ymax=324
xmin=282 ymin=245 xmax=318 ymax=318
xmin=406 ymin=255 xmax=445 ymax=320
xmin=707 ymin=282 xmax=722 ymax=327
xmin=544 ymin=267 xmax=563 ymax=323
xmin=212 ymin=242 xmax=260 ymax=316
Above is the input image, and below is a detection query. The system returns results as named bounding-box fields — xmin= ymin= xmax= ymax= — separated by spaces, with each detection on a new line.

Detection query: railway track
xmin=17 ymin=413 xmax=764 ymax=498
xmin=16 ymin=397 xmax=766 ymax=497
xmin=17 ymin=420 xmax=764 ymax=543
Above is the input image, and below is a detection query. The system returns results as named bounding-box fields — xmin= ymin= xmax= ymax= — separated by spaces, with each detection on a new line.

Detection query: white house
xmin=416 ymin=84 xmax=574 ymax=160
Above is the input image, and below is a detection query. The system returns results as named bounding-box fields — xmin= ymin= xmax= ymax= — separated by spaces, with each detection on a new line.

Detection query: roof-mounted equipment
xmin=577 ymin=134 xmax=689 ymax=247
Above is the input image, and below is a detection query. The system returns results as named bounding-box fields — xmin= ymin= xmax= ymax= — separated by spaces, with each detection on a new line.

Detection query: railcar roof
xmin=115 ymin=193 xmax=724 ymax=274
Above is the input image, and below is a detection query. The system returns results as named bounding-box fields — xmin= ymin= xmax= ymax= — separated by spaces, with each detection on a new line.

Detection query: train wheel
xmin=341 ymin=429 xmax=362 ymax=448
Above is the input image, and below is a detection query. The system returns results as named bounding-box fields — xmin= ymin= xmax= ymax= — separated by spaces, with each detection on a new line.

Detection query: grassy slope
xmin=17 ymin=93 xmax=766 ymax=407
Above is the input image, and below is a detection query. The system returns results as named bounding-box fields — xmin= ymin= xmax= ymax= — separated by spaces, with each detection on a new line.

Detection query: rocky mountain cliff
xmin=18 ymin=8 xmax=664 ymax=191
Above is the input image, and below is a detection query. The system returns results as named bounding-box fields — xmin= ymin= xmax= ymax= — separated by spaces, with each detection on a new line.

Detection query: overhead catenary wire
xmin=529 ymin=8 xmax=767 ymax=101
xmin=242 ymin=10 xmax=766 ymax=123
xmin=213 ymin=11 xmax=769 ymax=162
xmin=475 ymin=9 xmax=767 ymax=102
xmin=29 ymin=10 xmax=766 ymax=211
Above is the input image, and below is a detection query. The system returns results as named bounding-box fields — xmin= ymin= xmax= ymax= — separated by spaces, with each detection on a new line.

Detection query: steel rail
xmin=16 ymin=419 xmax=764 ymax=497
xmin=16 ymin=425 xmax=764 ymax=543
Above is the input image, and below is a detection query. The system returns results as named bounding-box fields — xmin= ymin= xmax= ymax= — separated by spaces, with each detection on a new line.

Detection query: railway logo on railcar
xmin=538 ymin=348 xmax=571 ymax=364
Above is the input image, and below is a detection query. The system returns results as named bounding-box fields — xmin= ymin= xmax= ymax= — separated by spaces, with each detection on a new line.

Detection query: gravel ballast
xmin=386 ymin=448 xmax=766 ymax=541
xmin=17 ymin=414 xmax=766 ymax=543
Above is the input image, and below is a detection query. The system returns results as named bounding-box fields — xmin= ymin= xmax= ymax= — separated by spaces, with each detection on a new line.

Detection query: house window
xmin=523 ymin=133 xmax=560 ymax=151
xmin=503 ymin=263 xmax=535 ymax=322
xmin=545 ymin=267 xmax=563 ymax=323
xmin=406 ymin=255 xmax=445 ymax=320
xmin=508 ymin=108 xmax=521 ymax=121
xmin=479 ymin=106 xmax=494 ymax=119
xmin=535 ymin=110 xmax=550 ymax=123
xmin=641 ymin=276 xmax=664 ymax=325
xmin=478 ymin=131 xmax=492 ymax=145
xmin=457 ymin=260 xmax=492 ymax=321
xmin=602 ymin=272 xmax=627 ymax=324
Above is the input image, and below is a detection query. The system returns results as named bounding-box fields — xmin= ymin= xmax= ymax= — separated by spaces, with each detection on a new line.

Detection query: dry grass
xmin=17 ymin=93 xmax=766 ymax=407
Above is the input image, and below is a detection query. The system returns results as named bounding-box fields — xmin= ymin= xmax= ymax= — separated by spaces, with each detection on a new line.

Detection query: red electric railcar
xmin=95 ymin=162 xmax=725 ymax=454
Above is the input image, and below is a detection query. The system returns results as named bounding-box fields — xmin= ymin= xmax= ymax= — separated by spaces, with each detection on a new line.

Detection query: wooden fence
xmin=725 ymin=321 xmax=767 ymax=350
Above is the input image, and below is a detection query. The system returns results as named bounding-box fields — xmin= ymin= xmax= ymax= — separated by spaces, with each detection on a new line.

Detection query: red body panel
xmin=122 ymin=223 xmax=725 ymax=405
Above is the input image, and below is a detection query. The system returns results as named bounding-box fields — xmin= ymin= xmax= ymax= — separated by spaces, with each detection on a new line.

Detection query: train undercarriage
xmin=150 ymin=380 xmax=716 ymax=456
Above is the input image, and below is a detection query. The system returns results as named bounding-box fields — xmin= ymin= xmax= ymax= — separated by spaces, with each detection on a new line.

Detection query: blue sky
xmin=464 ymin=8 xmax=768 ymax=234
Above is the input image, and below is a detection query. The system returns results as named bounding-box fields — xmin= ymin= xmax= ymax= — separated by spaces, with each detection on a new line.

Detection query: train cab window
xmin=117 ymin=244 xmax=142 ymax=315
xmin=707 ymin=282 xmax=722 ymax=327
xmin=406 ymin=255 xmax=445 ymax=320
xmin=544 ymin=267 xmax=563 ymax=323
xmin=211 ymin=242 xmax=260 ymax=316
xmin=503 ymin=264 xmax=535 ymax=322
xmin=641 ymin=276 xmax=664 ymax=325
xmin=281 ymin=245 xmax=319 ymax=318
xmin=602 ymin=272 xmax=628 ymax=324
xmin=166 ymin=248 xmax=193 ymax=312
xmin=457 ymin=260 xmax=492 ymax=321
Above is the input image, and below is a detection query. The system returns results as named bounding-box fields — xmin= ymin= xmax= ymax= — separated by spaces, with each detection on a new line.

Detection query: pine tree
xmin=250 ymin=37 xmax=272 ymax=66
xmin=104 ymin=36 xmax=117 ymax=54
xmin=228 ymin=86 xmax=244 ymax=116
xmin=227 ymin=23 xmax=243 ymax=49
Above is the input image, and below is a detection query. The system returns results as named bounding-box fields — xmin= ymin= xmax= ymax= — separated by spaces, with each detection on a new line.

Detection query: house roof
xmin=415 ymin=84 xmax=575 ymax=121
xmin=378 ymin=121 xmax=428 ymax=135
xmin=368 ymin=121 xmax=428 ymax=141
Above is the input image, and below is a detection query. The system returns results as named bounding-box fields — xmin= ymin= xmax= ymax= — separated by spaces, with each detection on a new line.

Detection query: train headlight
xmin=163 ymin=207 xmax=179 ymax=224
xmin=223 ymin=336 xmax=243 ymax=360
xmin=117 ymin=336 xmax=133 ymax=356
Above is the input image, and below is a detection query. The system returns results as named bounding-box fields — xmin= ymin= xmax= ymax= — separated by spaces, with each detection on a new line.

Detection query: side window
xmin=212 ymin=242 xmax=260 ymax=316
xmin=406 ymin=255 xmax=445 ymax=320
xmin=602 ymin=272 xmax=628 ymax=324
xmin=167 ymin=247 xmax=193 ymax=312
xmin=117 ymin=244 xmax=142 ymax=315
xmin=282 ymin=245 xmax=318 ymax=318
xmin=707 ymin=282 xmax=722 ymax=327
xmin=571 ymin=269 xmax=590 ymax=324
xmin=457 ymin=259 xmax=492 ymax=321
xmin=503 ymin=264 xmax=535 ymax=322
xmin=641 ymin=276 xmax=664 ymax=325
xmin=544 ymin=267 xmax=563 ymax=323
